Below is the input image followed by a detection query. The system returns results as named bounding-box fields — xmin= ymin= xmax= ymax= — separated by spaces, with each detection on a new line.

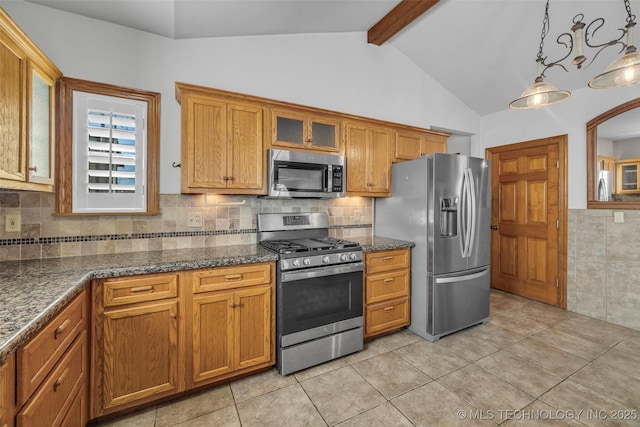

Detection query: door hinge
xmin=556 ymin=160 xmax=560 ymax=168
xmin=556 ymin=219 xmax=560 ymax=228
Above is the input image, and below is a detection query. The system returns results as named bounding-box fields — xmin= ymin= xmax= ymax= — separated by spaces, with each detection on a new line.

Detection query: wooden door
xmin=101 ymin=300 xmax=180 ymax=411
xmin=234 ymin=285 xmax=273 ymax=370
xmin=191 ymin=292 xmax=234 ymax=384
xmin=227 ymin=102 xmax=264 ymax=190
xmin=487 ymin=135 xmax=567 ymax=307
xmin=368 ymin=127 xmax=392 ymax=194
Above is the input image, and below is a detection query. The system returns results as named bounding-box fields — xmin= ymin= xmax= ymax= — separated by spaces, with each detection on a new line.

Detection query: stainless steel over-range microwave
xmin=267 ymin=148 xmax=345 ymax=198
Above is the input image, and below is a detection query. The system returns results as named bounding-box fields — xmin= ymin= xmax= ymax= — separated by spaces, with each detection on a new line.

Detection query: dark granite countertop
xmin=349 ymin=235 xmax=415 ymax=252
xmin=0 ymin=236 xmax=413 ymax=365
xmin=0 ymin=245 xmax=278 ymax=365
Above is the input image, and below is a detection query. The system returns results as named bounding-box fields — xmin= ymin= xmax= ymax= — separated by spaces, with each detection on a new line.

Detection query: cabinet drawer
xmin=192 ymin=263 xmax=272 ymax=293
xmin=365 ymin=297 xmax=410 ymax=337
xmin=16 ymin=332 xmax=86 ymax=427
xmin=365 ymin=249 xmax=409 ymax=274
xmin=366 ymin=270 xmax=409 ymax=304
xmin=103 ymin=273 xmax=178 ymax=307
xmin=17 ymin=289 xmax=87 ymax=405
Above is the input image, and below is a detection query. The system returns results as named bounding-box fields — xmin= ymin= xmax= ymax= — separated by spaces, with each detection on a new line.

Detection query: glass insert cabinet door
xmin=28 ymin=64 xmax=55 ymax=185
xmin=617 ymin=161 xmax=640 ymax=193
xmin=272 ymin=109 xmax=340 ymax=152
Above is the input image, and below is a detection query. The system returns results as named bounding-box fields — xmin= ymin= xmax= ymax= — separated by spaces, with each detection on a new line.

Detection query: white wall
xmin=2 ymin=0 xmax=479 ymax=194
xmin=478 ymin=85 xmax=640 ymax=209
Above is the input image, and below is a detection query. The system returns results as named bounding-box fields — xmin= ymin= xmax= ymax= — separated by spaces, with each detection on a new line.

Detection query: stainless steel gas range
xmin=257 ymin=212 xmax=364 ymax=375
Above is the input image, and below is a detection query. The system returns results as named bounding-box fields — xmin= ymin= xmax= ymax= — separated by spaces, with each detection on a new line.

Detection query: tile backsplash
xmin=0 ymin=191 xmax=373 ymax=262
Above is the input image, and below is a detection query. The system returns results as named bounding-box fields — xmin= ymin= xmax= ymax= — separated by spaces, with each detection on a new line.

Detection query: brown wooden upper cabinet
xmin=176 ymin=83 xmax=267 ymax=195
xmin=271 ymin=108 xmax=341 ymax=153
xmin=394 ymin=128 xmax=449 ymax=162
xmin=0 ymin=8 xmax=61 ymax=192
xmin=345 ymin=121 xmax=393 ymax=197
xmin=616 ymin=158 xmax=640 ymax=194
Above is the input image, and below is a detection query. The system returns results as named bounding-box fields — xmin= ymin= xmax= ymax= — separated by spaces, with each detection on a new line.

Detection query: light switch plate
xmin=187 ymin=214 xmax=203 ymax=228
xmin=5 ymin=214 xmax=21 ymax=232
xmin=614 ymin=211 xmax=624 ymax=223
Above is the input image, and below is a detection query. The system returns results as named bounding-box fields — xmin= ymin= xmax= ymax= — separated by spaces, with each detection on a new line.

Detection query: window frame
xmin=56 ymin=77 xmax=160 ymax=215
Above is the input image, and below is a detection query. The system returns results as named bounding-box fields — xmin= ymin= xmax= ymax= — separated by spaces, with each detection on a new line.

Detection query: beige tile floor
xmin=93 ymin=290 xmax=640 ymax=426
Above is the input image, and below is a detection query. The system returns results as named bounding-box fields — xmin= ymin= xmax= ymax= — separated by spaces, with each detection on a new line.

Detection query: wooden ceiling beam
xmin=368 ymin=0 xmax=440 ymax=46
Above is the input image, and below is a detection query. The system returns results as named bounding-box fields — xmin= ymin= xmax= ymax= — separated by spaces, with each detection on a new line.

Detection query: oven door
xmin=279 ymin=262 xmax=364 ymax=347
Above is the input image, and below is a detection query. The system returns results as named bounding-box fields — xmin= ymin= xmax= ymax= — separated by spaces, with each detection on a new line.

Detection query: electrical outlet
xmin=5 ymin=214 xmax=21 ymax=232
xmin=187 ymin=214 xmax=203 ymax=228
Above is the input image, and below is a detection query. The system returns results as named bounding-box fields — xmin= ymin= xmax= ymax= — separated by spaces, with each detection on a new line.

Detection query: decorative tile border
xmin=0 ymin=224 xmax=372 ymax=247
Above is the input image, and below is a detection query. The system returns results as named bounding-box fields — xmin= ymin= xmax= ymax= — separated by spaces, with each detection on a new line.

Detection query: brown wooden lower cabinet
xmin=0 ymin=353 xmax=15 ymax=427
xmin=13 ymin=289 xmax=89 ymax=427
xmin=364 ymin=248 xmax=411 ymax=338
xmin=16 ymin=332 xmax=87 ymax=427
xmin=190 ymin=284 xmax=274 ymax=387
xmin=91 ymin=273 xmax=184 ymax=418
xmin=91 ymin=263 xmax=276 ymax=419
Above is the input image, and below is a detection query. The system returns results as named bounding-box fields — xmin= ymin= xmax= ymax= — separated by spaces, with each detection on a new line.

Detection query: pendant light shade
xmin=509 ymin=76 xmax=571 ymax=109
xmin=589 ymin=47 xmax=640 ymax=88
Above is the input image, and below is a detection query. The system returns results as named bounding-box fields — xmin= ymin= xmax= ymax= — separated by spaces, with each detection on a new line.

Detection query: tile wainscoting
xmin=568 ymin=209 xmax=640 ymax=330
xmin=0 ymin=191 xmax=372 ymax=262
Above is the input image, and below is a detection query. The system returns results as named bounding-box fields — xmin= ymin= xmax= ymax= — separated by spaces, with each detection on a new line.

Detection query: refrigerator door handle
xmin=435 ymin=268 xmax=489 ymax=284
xmin=459 ymin=169 xmax=468 ymax=257
xmin=460 ymin=168 xmax=474 ymax=258
xmin=467 ymin=168 xmax=477 ymax=258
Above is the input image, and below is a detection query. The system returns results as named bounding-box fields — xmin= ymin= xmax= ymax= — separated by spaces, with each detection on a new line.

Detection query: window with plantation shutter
xmin=72 ymin=91 xmax=147 ymax=213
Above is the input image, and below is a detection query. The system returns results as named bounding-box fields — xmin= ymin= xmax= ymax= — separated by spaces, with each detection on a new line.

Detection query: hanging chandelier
xmin=510 ymin=0 xmax=640 ymax=110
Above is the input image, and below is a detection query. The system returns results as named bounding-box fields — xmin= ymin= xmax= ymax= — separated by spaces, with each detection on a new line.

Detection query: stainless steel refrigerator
xmin=375 ymin=153 xmax=491 ymax=342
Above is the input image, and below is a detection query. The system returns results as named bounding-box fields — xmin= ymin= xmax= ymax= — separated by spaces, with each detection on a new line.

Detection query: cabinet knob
xmin=490 ymin=225 xmax=499 ymax=230
xmin=54 ymin=318 xmax=71 ymax=339
xmin=54 ymin=367 xmax=69 ymax=392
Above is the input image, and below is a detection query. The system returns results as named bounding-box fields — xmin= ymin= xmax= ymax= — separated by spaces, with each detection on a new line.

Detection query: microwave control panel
xmin=332 ymin=166 xmax=343 ymax=192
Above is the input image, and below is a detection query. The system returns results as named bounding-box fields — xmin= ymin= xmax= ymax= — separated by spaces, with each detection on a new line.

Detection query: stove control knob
xmin=322 ymin=256 xmax=330 ymax=263
xmin=292 ymin=259 xmax=301 ymax=267
xmin=303 ymin=258 xmax=311 ymax=266
xmin=349 ymin=253 xmax=358 ymax=260
xmin=340 ymin=254 xmax=348 ymax=262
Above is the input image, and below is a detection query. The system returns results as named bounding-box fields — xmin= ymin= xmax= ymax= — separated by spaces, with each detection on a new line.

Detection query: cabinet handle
xmin=383 ymin=278 xmax=395 ymax=284
xmin=383 ymin=306 xmax=395 ymax=312
xmin=54 ymin=319 xmax=71 ymax=339
xmin=382 ymin=257 xmax=393 ymax=261
xmin=228 ymin=176 xmax=235 ymax=181
xmin=367 ymin=183 xmax=374 ymax=187
xmin=28 ymin=166 xmax=37 ymax=172
xmin=222 ymin=176 xmax=229 ymax=181
xmin=53 ymin=367 xmax=69 ymax=392
xmin=224 ymin=274 xmax=243 ymax=281
xmin=130 ymin=285 xmax=154 ymax=293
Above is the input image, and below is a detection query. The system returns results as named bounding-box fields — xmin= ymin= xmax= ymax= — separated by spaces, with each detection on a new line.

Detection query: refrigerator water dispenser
xmin=440 ymin=196 xmax=458 ymax=238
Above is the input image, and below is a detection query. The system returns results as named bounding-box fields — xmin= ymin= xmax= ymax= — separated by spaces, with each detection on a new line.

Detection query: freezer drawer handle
xmin=435 ymin=269 xmax=489 ymax=284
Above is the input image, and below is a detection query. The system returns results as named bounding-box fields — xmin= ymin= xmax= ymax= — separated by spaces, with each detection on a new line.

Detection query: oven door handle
xmin=282 ymin=262 xmax=365 ymax=282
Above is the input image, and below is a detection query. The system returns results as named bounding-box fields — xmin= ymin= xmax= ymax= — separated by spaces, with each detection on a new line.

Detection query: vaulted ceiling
xmin=23 ymin=0 xmax=634 ymax=116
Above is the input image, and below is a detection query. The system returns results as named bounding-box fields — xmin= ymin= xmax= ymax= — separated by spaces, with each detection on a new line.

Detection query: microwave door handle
xmin=326 ymin=165 xmax=331 ymax=192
